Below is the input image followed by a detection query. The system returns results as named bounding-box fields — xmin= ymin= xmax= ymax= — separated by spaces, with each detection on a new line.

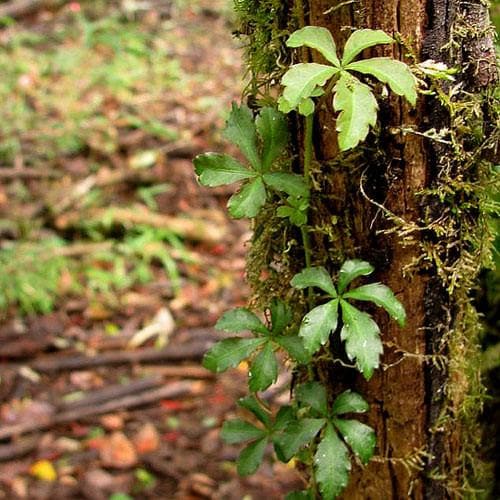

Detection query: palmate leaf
xmin=273 ymin=418 xmax=325 ymax=462
xmin=314 ymin=423 xmax=351 ymax=499
xmin=296 ymin=381 xmax=328 ymax=416
xmin=256 ymin=107 xmax=289 ymax=171
xmin=216 ymin=307 xmax=269 ymax=335
xmin=298 ymin=299 xmax=339 ymax=355
xmin=287 ymin=26 xmax=341 ymax=67
xmin=249 ymin=342 xmax=278 ymax=392
xmin=334 ymin=418 xmax=376 ymax=465
xmin=193 ymin=153 xmax=255 ymax=187
xmin=275 ymin=335 xmax=311 ymax=364
xmin=337 ymin=259 xmax=374 ymax=294
xmin=344 ymin=283 xmax=406 ymax=326
xmin=203 ymin=337 xmax=266 ymax=373
xmin=224 ymin=103 xmax=260 ymax=170
xmin=238 ymin=395 xmax=272 ymax=427
xmin=333 ymin=74 xmax=378 ymax=151
xmin=332 ymin=390 xmax=369 ymax=416
xmin=298 ymin=97 xmax=315 ymax=116
xmin=346 ymin=57 xmax=417 ymax=105
xmin=270 ymin=299 xmax=293 ymax=335
xmin=221 ymin=418 xmax=266 ymax=444
xmin=341 ymin=29 xmax=393 ymax=65
xmin=339 ymin=301 xmax=383 ymax=380
xmin=228 ymin=177 xmax=267 ymax=218
xmin=237 ymin=437 xmax=268 ymax=476
xmin=263 ymin=172 xmax=309 ymax=199
xmin=291 ymin=267 xmax=337 ymax=297
xmin=281 ymin=63 xmax=338 ymax=109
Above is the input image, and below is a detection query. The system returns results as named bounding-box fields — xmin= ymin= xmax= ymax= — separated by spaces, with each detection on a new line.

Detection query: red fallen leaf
xmin=209 ymin=244 xmax=227 ymax=256
xmin=160 ymin=400 xmax=185 ymax=411
xmin=70 ymin=422 xmax=89 ymax=437
xmin=133 ymin=422 xmax=160 ymax=454
xmin=86 ymin=436 xmax=106 ymax=450
xmin=162 ymin=431 xmax=181 ymax=443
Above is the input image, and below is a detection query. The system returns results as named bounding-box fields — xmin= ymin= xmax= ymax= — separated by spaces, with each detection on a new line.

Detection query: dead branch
xmin=0 ymin=0 xmax=65 ymax=19
xmin=30 ymin=340 xmax=214 ymax=372
xmin=0 ymin=380 xmax=197 ymax=440
xmin=0 ymin=435 xmax=39 ymax=461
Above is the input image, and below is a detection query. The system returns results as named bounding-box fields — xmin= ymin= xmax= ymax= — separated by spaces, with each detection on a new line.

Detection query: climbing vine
xmin=194 ymin=26 xmax=418 ymax=499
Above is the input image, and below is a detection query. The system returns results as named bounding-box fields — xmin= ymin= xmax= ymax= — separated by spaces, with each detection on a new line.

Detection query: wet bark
xmin=283 ymin=0 xmax=496 ymax=498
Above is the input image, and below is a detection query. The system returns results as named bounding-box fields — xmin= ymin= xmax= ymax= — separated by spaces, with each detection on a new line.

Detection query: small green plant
xmin=194 ymin=23 xmax=416 ymax=499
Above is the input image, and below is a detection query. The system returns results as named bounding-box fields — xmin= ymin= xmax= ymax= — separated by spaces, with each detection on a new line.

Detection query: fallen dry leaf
xmin=99 ymin=432 xmax=137 ymax=469
xmin=132 ymin=422 xmax=160 ymax=454
xmin=30 ymin=460 xmax=57 ymax=482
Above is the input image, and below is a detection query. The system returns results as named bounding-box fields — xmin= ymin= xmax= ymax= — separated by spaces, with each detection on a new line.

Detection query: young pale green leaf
xmin=296 ymin=381 xmax=329 ymax=416
xmin=337 ymin=259 xmax=374 ymax=294
xmin=275 ymin=335 xmax=311 ymax=365
xmin=340 ymin=301 xmax=383 ymax=380
xmin=341 ymin=29 xmax=393 ymax=66
xmin=282 ymin=63 xmax=338 ymax=109
xmin=221 ymin=418 xmax=266 ymax=444
xmin=237 ymin=437 xmax=268 ymax=476
xmin=203 ymin=338 xmax=266 ymax=373
xmin=256 ymin=107 xmax=289 ymax=171
xmin=332 ymin=390 xmax=369 ymax=416
xmin=333 ymin=74 xmax=378 ymax=151
xmin=344 ymin=283 xmax=406 ymax=326
xmin=238 ymin=395 xmax=272 ymax=428
xmin=228 ymin=177 xmax=267 ymax=219
xmin=224 ymin=103 xmax=261 ymax=170
xmin=299 ymin=299 xmax=339 ymax=354
xmin=314 ymin=424 xmax=351 ymax=499
xmin=270 ymin=299 xmax=293 ymax=335
xmin=291 ymin=267 xmax=337 ymax=297
xmin=216 ymin=308 xmax=269 ymax=334
xmin=346 ymin=57 xmax=417 ymax=105
xmin=287 ymin=26 xmax=341 ymax=67
xmin=277 ymin=95 xmax=294 ymax=114
xmin=249 ymin=342 xmax=278 ymax=392
xmin=273 ymin=418 xmax=325 ymax=462
xmin=263 ymin=172 xmax=309 ymax=199
xmin=334 ymin=418 xmax=376 ymax=465
xmin=298 ymin=97 xmax=315 ymax=116
xmin=277 ymin=205 xmax=308 ymax=227
xmin=194 ymin=153 xmax=255 ymax=187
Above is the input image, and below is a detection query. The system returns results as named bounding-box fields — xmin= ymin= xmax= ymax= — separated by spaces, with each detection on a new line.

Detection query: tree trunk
xmin=240 ymin=0 xmax=497 ymax=498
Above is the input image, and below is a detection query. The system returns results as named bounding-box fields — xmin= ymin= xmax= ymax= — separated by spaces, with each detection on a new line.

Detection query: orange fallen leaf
xmin=133 ymin=422 xmax=160 ymax=454
xmin=99 ymin=432 xmax=137 ymax=469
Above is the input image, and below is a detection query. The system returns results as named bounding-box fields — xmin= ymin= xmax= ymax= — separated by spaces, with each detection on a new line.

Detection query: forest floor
xmin=0 ymin=1 xmax=302 ymax=498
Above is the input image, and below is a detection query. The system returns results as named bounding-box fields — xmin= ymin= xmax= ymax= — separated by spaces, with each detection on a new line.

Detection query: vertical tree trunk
xmin=238 ymin=0 xmax=496 ymax=497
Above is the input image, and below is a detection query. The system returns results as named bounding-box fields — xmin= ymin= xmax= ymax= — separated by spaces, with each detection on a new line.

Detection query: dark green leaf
xmin=215 ymin=307 xmax=269 ymax=334
xmin=285 ymin=490 xmax=315 ymax=500
xmin=314 ymin=423 xmax=351 ymax=499
xmin=194 ymin=153 xmax=254 ymax=187
xmin=249 ymin=342 xmax=278 ymax=392
xmin=346 ymin=57 xmax=417 ymax=105
xmin=256 ymin=107 xmax=289 ymax=171
xmin=203 ymin=337 xmax=266 ymax=373
xmin=263 ymin=172 xmax=309 ymax=199
xmin=334 ymin=418 xmax=376 ymax=464
xmin=340 ymin=301 xmax=383 ymax=380
xmin=224 ymin=103 xmax=260 ymax=170
xmin=298 ymin=299 xmax=339 ymax=355
xmin=341 ymin=29 xmax=393 ymax=65
xmin=238 ymin=395 xmax=272 ymax=428
xmin=274 ymin=418 xmax=325 ymax=462
xmin=270 ymin=299 xmax=293 ymax=335
xmin=273 ymin=406 xmax=296 ymax=431
xmin=332 ymin=390 xmax=369 ymax=415
xmin=221 ymin=419 xmax=266 ymax=444
xmin=275 ymin=335 xmax=311 ymax=364
xmin=344 ymin=283 xmax=406 ymax=326
xmin=337 ymin=259 xmax=374 ymax=294
xmin=237 ymin=437 xmax=268 ymax=476
xmin=291 ymin=267 xmax=337 ymax=297
xmin=287 ymin=26 xmax=341 ymax=67
xmin=281 ymin=63 xmax=338 ymax=109
xmin=228 ymin=177 xmax=267 ymax=219
xmin=333 ymin=74 xmax=378 ymax=151
xmin=296 ymin=381 xmax=329 ymax=416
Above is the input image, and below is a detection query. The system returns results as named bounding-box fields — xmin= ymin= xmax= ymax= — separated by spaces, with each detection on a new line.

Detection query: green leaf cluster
xmin=279 ymin=27 xmax=417 ymax=150
xmin=203 ymin=300 xmax=309 ymax=392
xmin=292 ymin=260 xmax=406 ymax=379
xmin=194 ymin=104 xmax=309 ymax=218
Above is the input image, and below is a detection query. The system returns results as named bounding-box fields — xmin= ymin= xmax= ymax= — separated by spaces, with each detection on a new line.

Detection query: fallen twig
xmin=0 ymin=381 xmax=197 ymax=440
xmin=0 ymin=0 xmax=65 ymax=19
xmin=0 ymin=435 xmax=39 ymax=461
xmin=30 ymin=340 xmax=214 ymax=372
